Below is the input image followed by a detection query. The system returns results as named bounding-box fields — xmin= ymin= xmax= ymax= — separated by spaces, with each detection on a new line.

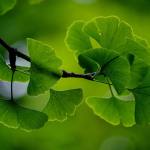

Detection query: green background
xmin=0 ymin=0 xmax=150 ymax=149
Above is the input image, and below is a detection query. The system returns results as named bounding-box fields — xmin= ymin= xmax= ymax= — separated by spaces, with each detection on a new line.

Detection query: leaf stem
xmin=0 ymin=38 xmax=109 ymax=82
xmin=106 ymin=77 xmax=114 ymax=96
xmin=11 ymin=70 xmax=15 ymax=101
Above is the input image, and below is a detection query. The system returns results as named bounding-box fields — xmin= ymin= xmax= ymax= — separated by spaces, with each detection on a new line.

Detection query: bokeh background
xmin=0 ymin=0 xmax=150 ymax=149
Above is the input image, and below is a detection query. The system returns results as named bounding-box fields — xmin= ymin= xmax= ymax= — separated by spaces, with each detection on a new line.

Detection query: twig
xmin=106 ymin=77 xmax=114 ymax=96
xmin=0 ymin=38 xmax=98 ymax=81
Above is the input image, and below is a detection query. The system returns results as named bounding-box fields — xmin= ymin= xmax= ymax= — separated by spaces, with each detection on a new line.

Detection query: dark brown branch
xmin=62 ymin=70 xmax=96 ymax=80
xmin=0 ymin=38 xmax=96 ymax=81
xmin=0 ymin=38 xmax=31 ymax=62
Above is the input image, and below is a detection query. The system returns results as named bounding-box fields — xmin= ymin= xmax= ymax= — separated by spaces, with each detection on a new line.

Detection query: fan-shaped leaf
xmin=0 ymin=99 xmax=48 ymax=131
xmin=132 ymin=67 xmax=150 ymax=124
xmin=79 ymin=48 xmax=130 ymax=94
xmin=127 ymin=58 xmax=149 ymax=89
xmin=87 ymin=96 xmax=135 ymax=127
xmin=44 ymin=89 xmax=83 ymax=121
xmin=85 ymin=16 xmax=133 ymax=50
xmin=116 ymin=39 xmax=150 ymax=64
xmin=65 ymin=21 xmax=92 ymax=54
xmin=27 ymin=38 xmax=62 ymax=96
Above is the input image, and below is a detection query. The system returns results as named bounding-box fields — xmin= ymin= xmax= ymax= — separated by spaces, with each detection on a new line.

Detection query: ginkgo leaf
xmin=134 ymin=35 xmax=149 ymax=48
xmin=27 ymin=38 xmax=62 ymax=96
xmin=0 ymin=99 xmax=48 ymax=131
xmin=132 ymin=67 xmax=150 ymax=124
xmin=83 ymin=20 xmax=101 ymax=46
xmin=66 ymin=16 xmax=133 ymax=53
xmin=0 ymin=0 xmax=16 ymax=15
xmin=86 ymin=96 xmax=135 ymax=127
xmin=0 ymin=54 xmax=29 ymax=82
xmin=127 ymin=57 xmax=149 ymax=89
xmin=83 ymin=16 xmax=133 ymax=50
xmin=78 ymin=48 xmax=130 ymax=94
xmin=116 ymin=39 xmax=150 ymax=64
xmin=44 ymin=89 xmax=83 ymax=121
xmin=65 ymin=21 xmax=92 ymax=54
xmin=78 ymin=48 xmax=118 ymax=73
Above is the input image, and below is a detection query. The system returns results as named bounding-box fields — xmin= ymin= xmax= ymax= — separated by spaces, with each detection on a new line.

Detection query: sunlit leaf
xmin=83 ymin=16 xmax=133 ymax=50
xmin=79 ymin=48 xmax=130 ymax=94
xmin=0 ymin=99 xmax=48 ymax=131
xmin=127 ymin=58 xmax=149 ymax=89
xmin=27 ymin=38 xmax=62 ymax=96
xmin=65 ymin=21 xmax=92 ymax=54
xmin=132 ymin=67 xmax=150 ymax=125
xmin=44 ymin=89 xmax=83 ymax=121
xmin=87 ymin=96 xmax=135 ymax=127
xmin=116 ymin=39 xmax=150 ymax=64
xmin=134 ymin=34 xmax=149 ymax=48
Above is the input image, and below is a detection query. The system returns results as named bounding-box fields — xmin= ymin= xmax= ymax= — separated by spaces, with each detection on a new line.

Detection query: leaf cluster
xmin=0 ymin=16 xmax=150 ymax=130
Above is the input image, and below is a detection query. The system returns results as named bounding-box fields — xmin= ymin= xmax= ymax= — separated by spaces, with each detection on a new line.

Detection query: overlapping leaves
xmin=1 ymin=16 xmax=150 ymax=129
xmin=44 ymin=89 xmax=83 ymax=121
xmin=0 ymin=38 xmax=83 ymax=130
xmin=87 ymin=96 xmax=135 ymax=127
xmin=66 ymin=16 xmax=150 ymax=126
xmin=0 ymin=99 xmax=48 ymax=131
xmin=27 ymin=38 xmax=62 ymax=96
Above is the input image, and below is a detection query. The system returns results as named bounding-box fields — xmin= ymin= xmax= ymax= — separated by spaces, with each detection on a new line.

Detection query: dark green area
xmin=0 ymin=0 xmax=150 ymax=149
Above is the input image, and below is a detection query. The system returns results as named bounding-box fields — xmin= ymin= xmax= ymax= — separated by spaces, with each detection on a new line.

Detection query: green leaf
xmin=127 ymin=58 xmax=149 ymax=89
xmin=86 ymin=96 xmax=135 ymax=127
xmin=132 ymin=68 xmax=150 ymax=124
xmin=44 ymin=89 xmax=83 ymax=121
xmin=83 ymin=19 xmax=101 ymax=45
xmin=66 ymin=16 xmax=133 ymax=55
xmin=103 ymin=56 xmax=130 ymax=94
xmin=84 ymin=16 xmax=133 ymax=50
xmin=27 ymin=38 xmax=62 ymax=96
xmin=0 ymin=54 xmax=29 ymax=82
xmin=79 ymin=48 xmax=130 ymax=94
xmin=116 ymin=39 xmax=150 ymax=64
xmin=0 ymin=0 xmax=16 ymax=15
xmin=0 ymin=99 xmax=48 ymax=131
xmin=134 ymin=34 xmax=149 ymax=48
xmin=65 ymin=21 xmax=92 ymax=54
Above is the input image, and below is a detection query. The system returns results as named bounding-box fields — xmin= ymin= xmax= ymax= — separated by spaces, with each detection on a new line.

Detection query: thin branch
xmin=106 ymin=77 xmax=114 ymax=96
xmin=62 ymin=70 xmax=96 ymax=81
xmin=0 ymin=38 xmax=31 ymax=62
xmin=0 ymin=38 xmax=99 ymax=81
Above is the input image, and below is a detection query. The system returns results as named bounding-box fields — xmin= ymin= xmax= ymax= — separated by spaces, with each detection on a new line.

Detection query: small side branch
xmin=106 ymin=77 xmax=114 ymax=96
xmin=0 ymin=38 xmax=31 ymax=62
xmin=62 ymin=70 xmax=96 ymax=81
xmin=0 ymin=38 xmax=96 ymax=81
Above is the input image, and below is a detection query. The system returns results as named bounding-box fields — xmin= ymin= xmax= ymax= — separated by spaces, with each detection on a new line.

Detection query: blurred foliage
xmin=0 ymin=0 xmax=150 ymax=149
xmin=103 ymin=0 xmax=150 ymax=13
